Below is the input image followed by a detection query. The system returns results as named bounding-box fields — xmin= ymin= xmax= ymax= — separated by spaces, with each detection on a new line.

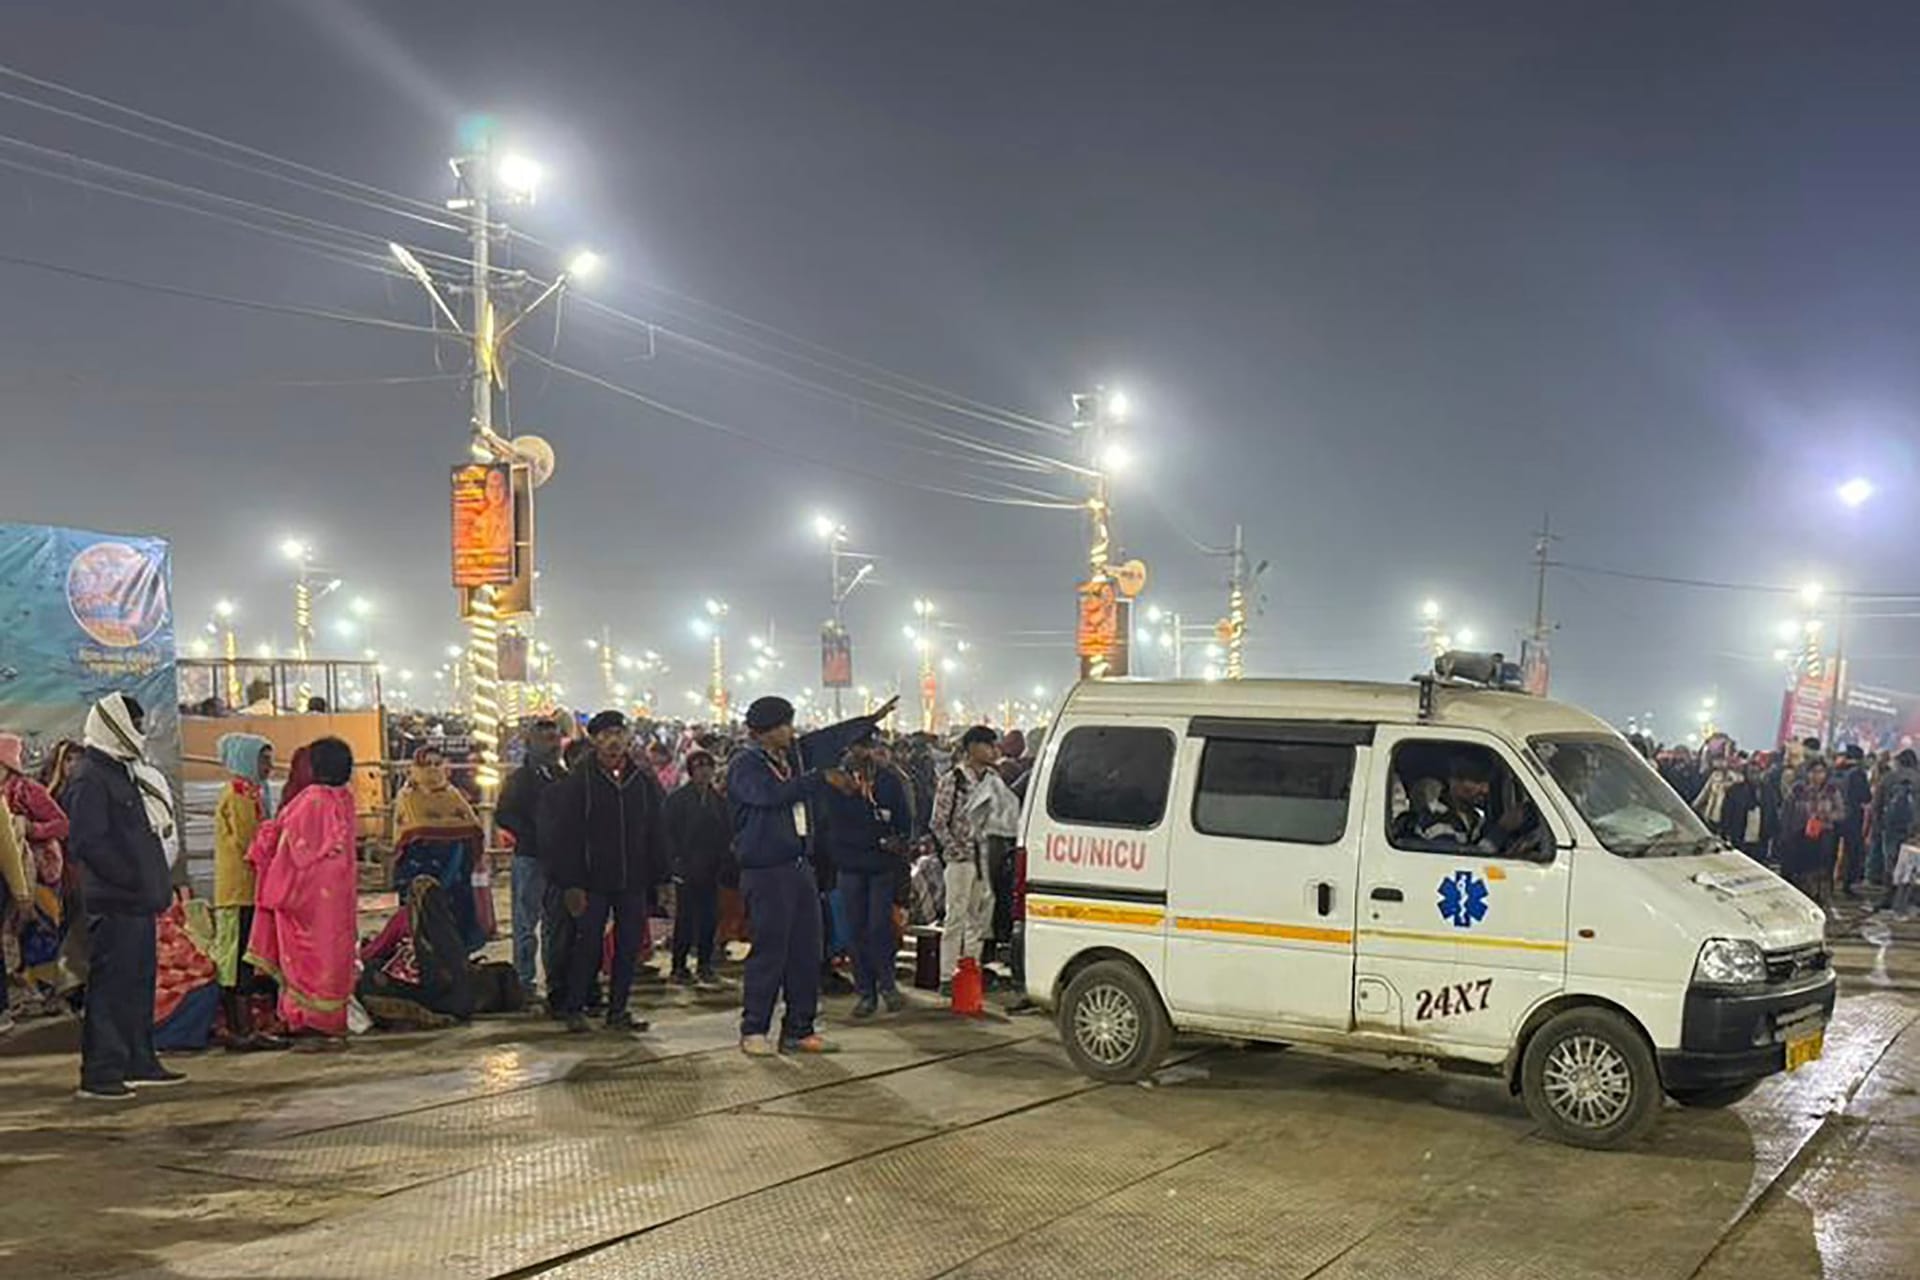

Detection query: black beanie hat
xmin=745 ymin=696 xmax=796 ymax=732
xmin=586 ymin=709 xmax=628 ymax=736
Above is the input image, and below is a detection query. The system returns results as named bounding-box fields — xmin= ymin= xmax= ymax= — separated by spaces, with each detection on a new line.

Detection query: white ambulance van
xmin=1017 ymin=662 xmax=1835 ymax=1148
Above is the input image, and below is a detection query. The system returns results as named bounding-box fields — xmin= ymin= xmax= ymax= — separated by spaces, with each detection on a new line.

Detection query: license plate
xmin=1786 ymin=1029 xmax=1824 ymax=1071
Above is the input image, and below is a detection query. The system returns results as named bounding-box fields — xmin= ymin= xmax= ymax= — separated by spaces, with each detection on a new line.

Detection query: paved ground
xmin=3 ymin=915 xmax=1918 ymax=1280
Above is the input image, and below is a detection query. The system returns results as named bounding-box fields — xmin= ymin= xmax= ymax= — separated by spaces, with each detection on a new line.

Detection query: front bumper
xmin=1657 ymin=972 xmax=1837 ymax=1091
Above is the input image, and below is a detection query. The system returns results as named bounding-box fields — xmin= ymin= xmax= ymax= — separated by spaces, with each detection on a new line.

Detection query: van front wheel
xmin=1059 ymin=960 xmax=1170 ymax=1083
xmin=1520 ymin=1008 xmax=1660 ymax=1149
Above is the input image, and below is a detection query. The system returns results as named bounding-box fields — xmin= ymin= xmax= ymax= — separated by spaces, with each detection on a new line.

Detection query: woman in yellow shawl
xmin=390 ymin=747 xmax=486 ymax=953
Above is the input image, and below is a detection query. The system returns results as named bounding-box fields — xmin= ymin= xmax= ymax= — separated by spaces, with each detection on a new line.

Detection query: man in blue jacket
xmin=820 ymin=734 xmax=914 ymax=1018
xmin=730 ymin=693 xmax=897 ymax=1056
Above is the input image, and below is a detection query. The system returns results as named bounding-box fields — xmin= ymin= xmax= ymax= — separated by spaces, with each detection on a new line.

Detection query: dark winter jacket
xmin=537 ymin=757 xmax=667 ymax=894
xmin=818 ymin=768 xmax=913 ymax=875
xmin=729 ymin=713 xmax=887 ymax=871
xmin=665 ymin=782 xmax=734 ymax=887
xmin=1839 ymin=763 xmax=1873 ymax=824
xmin=60 ymin=746 xmax=171 ymax=915
xmin=496 ymin=760 xmax=564 ymax=863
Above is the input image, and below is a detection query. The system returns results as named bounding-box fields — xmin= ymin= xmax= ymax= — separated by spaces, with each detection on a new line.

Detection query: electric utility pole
xmin=1225 ymin=523 xmax=1248 ymax=680
xmin=1524 ymin=514 xmax=1558 ymax=695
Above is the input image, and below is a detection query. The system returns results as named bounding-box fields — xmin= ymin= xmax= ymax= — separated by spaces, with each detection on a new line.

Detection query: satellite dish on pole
xmin=510 ymin=434 xmax=556 ymax=487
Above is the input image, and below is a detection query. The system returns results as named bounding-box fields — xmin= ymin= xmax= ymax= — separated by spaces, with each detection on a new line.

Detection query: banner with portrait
xmin=0 ymin=522 xmax=179 ymax=784
xmin=451 ymin=461 xmax=516 ymax=587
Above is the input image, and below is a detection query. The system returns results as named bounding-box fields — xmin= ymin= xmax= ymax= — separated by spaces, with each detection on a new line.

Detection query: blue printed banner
xmin=0 ymin=522 xmax=179 ymax=784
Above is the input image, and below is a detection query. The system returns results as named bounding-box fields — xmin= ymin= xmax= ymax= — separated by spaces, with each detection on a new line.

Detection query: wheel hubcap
xmin=1541 ymin=1033 xmax=1634 ymax=1129
xmin=1073 ymin=982 xmax=1140 ymax=1066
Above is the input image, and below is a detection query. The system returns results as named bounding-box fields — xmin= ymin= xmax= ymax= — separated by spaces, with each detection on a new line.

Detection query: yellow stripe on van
xmin=1173 ymin=915 xmax=1352 ymax=946
xmin=1360 ymin=927 xmax=1568 ymax=954
xmin=1026 ymin=897 xmax=1165 ymax=929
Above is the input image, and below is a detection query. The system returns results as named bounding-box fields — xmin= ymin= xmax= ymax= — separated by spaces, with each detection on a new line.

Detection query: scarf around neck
xmin=84 ymin=692 xmax=179 ymax=863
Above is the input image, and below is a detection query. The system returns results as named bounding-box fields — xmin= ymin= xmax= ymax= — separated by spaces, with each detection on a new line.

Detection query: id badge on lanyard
xmin=792 ymin=802 xmax=810 ymax=838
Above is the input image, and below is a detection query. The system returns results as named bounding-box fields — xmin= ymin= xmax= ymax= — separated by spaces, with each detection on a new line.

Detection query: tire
xmin=1667 ymin=1080 xmax=1762 ymax=1109
xmin=1058 ymin=959 xmax=1171 ymax=1083
xmin=1520 ymin=1007 xmax=1661 ymax=1149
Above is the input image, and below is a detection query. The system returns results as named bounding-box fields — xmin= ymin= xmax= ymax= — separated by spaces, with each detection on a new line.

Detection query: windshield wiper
xmin=1644 ymin=834 xmax=1721 ymax=858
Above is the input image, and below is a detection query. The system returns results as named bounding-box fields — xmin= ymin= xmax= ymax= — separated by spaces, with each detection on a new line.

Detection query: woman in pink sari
xmin=245 ymin=737 xmax=358 ymax=1045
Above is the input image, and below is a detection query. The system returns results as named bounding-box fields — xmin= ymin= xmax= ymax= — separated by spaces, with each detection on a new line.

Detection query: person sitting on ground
xmin=391 ymin=746 xmax=486 ymax=954
xmin=357 ymin=875 xmax=476 ymax=1029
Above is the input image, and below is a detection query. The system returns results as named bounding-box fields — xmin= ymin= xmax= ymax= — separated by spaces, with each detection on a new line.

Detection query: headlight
xmin=1694 ymin=938 xmax=1768 ymax=986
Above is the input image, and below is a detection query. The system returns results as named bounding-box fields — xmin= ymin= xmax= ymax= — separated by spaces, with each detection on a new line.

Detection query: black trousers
xmin=563 ymin=890 xmax=647 ymax=1017
xmin=672 ymin=881 xmax=719 ymax=973
xmin=81 ymin=912 xmax=161 ymax=1090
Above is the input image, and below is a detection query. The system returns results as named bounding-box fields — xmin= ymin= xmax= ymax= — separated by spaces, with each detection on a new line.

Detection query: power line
xmin=0 ymin=61 xmax=461 ymax=227
xmin=0 ymin=83 xmax=464 ymax=235
xmin=0 ymin=61 xmax=1079 ymax=460
xmin=516 ymin=346 xmax=1084 ymax=511
xmin=0 ymin=249 xmax=452 ymax=337
xmin=566 ymin=306 xmax=1088 ymax=479
xmin=0 ymin=151 xmax=413 ymax=282
xmin=0 ymin=131 xmax=478 ymax=274
xmin=1549 ymin=560 xmax=1920 ymax=602
xmin=571 ymin=291 xmax=1074 ymax=442
xmin=0 ymin=369 xmax=464 ymax=399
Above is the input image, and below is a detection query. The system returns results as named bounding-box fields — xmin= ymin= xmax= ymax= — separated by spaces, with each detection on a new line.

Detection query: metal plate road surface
xmin=103 ymin=980 xmax=1920 ymax=1280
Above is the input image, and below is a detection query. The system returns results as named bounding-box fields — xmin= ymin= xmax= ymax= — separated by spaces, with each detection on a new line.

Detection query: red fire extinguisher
xmin=950 ymin=957 xmax=985 ymax=1017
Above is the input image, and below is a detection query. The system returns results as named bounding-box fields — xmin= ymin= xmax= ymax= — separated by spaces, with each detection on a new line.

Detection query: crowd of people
xmin=14 ymin=679 xmax=1920 ymax=1098
xmin=0 ymin=685 xmax=1047 ymax=1097
xmin=1643 ymin=732 xmax=1920 ymax=916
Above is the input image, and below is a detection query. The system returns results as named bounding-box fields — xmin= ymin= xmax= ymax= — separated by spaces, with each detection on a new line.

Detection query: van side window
xmin=1387 ymin=739 xmax=1547 ymax=860
xmin=1047 ymin=726 xmax=1175 ymax=829
xmin=1193 ymin=739 xmax=1353 ymax=845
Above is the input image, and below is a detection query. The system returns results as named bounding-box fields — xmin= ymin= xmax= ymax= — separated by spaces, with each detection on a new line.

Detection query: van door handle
xmin=1370 ymin=886 xmax=1403 ymax=903
xmin=1315 ymin=882 xmax=1334 ymax=916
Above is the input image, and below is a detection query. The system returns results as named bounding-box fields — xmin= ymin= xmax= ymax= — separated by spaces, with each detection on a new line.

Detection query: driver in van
xmin=1400 ymin=753 xmax=1538 ymax=856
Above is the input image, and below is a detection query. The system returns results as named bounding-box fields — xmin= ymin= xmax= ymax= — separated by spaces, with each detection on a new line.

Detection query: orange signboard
xmin=451 ymin=462 xmax=516 ymax=587
xmin=1076 ymin=578 xmax=1118 ymax=660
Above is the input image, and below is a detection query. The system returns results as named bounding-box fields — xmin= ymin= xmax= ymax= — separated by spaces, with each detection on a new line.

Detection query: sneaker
xmin=668 ymin=968 xmax=695 ymax=987
xmin=851 ymin=996 xmax=878 ymax=1019
xmin=781 ymin=1034 xmax=840 ymax=1055
xmin=694 ymin=970 xmax=726 ymax=992
xmin=128 ymin=1066 xmax=188 ymax=1089
xmin=740 ymin=1034 xmax=777 ymax=1057
xmin=606 ymin=1010 xmax=650 ymax=1033
xmin=565 ymin=1013 xmax=593 ymax=1034
xmin=75 ymin=1082 xmax=137 ymax=1102
xmin=880 ymin=988 xmax=906 ymax=1014
xmin=0 ymin=1012 xmax=16 ymax=1036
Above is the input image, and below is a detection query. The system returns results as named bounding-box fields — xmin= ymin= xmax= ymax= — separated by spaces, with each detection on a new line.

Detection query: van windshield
xmin=1530 ymin=735 xmax=1716 ymax=857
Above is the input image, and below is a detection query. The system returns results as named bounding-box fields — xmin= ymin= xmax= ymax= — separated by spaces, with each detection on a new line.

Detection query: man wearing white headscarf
xmin=60 ymin=693 xmax=183 ymax=1100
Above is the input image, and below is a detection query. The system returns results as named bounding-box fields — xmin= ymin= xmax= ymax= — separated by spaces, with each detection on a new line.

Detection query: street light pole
xmin=1072 ymin=388 xmax=1127 ymax=679
xmin=704 ymin=600 xmax=730 ymax=724
xmin=1225 ymin=523 xmax=1247 ymax=680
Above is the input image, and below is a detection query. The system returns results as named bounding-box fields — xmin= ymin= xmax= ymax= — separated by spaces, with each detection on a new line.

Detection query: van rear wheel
xmin=1520 ymin=1008 xmax=1661 ymax=1149
xmin=1059 ymin=960 xmax=1170 ymax=1083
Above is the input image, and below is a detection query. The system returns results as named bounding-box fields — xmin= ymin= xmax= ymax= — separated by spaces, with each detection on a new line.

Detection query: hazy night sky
xmin=5 ymin=1 xmax=1920 ymax=743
